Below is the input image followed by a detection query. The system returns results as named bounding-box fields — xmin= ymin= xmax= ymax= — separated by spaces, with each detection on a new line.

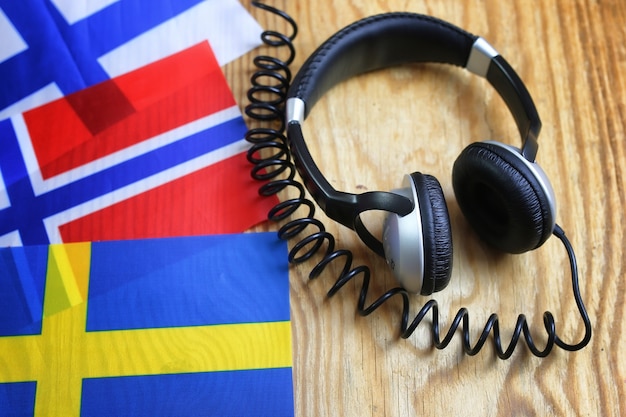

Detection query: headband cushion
xmin=452 ymin=142 xmax=554 ymax=253
xmin=288 ymin=12 xmax=476 ymax=117
xmin=411 ymin=172 xmax=453 ymax=294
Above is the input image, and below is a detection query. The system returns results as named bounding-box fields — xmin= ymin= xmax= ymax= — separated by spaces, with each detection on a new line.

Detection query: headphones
xmin=285 ymin=12 xmax=557 ymax=295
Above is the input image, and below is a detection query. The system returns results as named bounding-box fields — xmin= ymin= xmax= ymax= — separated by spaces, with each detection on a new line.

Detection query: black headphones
xmin=285 ymin=12 xmax=557 ymax=295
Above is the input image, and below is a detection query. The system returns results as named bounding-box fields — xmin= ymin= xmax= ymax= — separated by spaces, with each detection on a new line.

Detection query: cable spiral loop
xmin=245 ymin=2 xmax=591 ymax=359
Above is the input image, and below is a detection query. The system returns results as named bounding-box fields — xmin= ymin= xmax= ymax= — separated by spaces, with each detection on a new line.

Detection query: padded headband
xmin=285 ymin=13 xmax=542 ymax=255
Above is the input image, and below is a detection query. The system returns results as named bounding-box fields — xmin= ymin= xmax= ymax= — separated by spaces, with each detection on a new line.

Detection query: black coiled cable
xmin=244 ymin=1 xmax=592 ymax=359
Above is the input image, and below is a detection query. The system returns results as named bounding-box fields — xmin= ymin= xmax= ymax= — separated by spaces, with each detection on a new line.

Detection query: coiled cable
xmin=244 ymin=1 xmax=591 ymax=359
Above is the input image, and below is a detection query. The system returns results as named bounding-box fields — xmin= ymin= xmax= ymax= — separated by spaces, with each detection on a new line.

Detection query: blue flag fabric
xmin=0 ymin=233 xmax=294 ymax=416
xmin=0 ymin=0 xmax=262 ymax=118
xmin=0 ymin=0 xmax=204 ymax=108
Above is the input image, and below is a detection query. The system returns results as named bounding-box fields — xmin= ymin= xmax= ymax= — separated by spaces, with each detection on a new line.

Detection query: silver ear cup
xmin=382 ymin=175 xmax=424 ymax=294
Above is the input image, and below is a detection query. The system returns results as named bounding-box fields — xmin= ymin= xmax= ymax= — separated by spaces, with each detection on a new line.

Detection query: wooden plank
xmin=227 ymin=1 xmax=625 ymax=415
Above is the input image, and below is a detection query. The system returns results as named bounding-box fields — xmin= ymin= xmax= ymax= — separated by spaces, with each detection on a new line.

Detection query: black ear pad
xmin=452 ymin=142 xmax=555 ymax=253
xmin=411 ymin=173 xmax=453 ymax=294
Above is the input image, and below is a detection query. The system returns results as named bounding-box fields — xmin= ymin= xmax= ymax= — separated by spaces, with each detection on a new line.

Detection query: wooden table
xmin=226 ymin=1 xmax=625 ymax=415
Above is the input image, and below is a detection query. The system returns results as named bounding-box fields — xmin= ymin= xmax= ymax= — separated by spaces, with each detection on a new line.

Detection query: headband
xmin=285 ymin=13 xmax=541 ymax=255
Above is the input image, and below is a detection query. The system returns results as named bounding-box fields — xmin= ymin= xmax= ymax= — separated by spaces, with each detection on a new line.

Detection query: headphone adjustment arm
xmin=332 ymin=191 xmax=414 ymax=258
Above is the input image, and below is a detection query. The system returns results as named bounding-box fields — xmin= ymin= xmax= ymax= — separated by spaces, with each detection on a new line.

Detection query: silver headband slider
xmin=286 ymin=97 xmax=305 ymax=124
xmin=466 ymin=37 xmax=499 ymax=78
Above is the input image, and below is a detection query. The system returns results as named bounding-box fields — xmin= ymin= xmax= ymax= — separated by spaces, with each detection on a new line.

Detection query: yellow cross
xmin=0 ymin=242 xmax=292 ymax=415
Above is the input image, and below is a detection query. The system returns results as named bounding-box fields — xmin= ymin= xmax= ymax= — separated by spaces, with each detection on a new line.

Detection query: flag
xmin=0 ymin=232 xmax=294 ymax=416
xmin=0 ymin=40 xmax=276 ymax=246
xmin=0 ymin=0 xmax=263 ymax=119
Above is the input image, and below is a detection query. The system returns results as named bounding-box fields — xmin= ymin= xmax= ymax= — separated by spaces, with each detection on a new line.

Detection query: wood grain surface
xmin=225 ymin=1 xmax=625 ymax=415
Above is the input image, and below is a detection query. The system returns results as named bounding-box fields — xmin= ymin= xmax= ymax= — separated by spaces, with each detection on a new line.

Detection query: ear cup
xmin=452 ymin=142 xmax=555 ymax=253
xmin=382 ymin=173 xmax=453 ymax=295
xmin=411 ymin=173 xmax=453 ymax=294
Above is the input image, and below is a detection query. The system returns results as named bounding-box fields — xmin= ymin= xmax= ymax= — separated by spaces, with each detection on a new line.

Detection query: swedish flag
xmin=0 ymin=233 xmax=293 ymax=416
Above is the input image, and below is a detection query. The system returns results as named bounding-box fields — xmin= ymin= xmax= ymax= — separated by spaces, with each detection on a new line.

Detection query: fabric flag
xmin=0 ymin=0 xmax=263 ymax=119
xmin=0 ymin=40 xmax=276 ymax=246
xmin=0 ymin=232 xmax=294 ymax=416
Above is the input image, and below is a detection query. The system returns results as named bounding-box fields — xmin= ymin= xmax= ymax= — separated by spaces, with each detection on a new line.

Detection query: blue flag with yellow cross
xmin=0 ymin=233 xmax=293 ymax=416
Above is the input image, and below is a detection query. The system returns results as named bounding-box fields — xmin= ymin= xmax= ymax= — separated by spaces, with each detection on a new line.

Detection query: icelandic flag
xmin=0 ymin=232 xmax=294 ymax=416
xmin=0 ymin=0 xmax=263 ymax=119
xmin=0 ymin=40 xmax=276 ymax=246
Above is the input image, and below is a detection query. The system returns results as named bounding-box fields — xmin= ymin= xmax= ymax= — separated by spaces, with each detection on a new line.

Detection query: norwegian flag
xmin=0 ymin=0 xmax=263 ymax=119
xmin=0 ymin=41 xmax=275 ymax=246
